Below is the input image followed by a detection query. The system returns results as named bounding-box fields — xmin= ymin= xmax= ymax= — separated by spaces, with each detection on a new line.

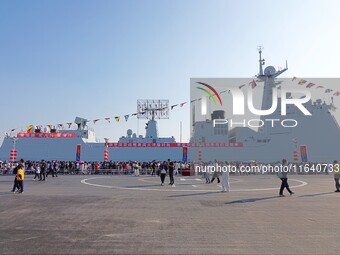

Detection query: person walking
xmin=53 ymin=160 xmax=58 ymax=177
xmin=133 ymin=162 xmax=140 ymax=176
xmin=278 ymin=159 xmax=294 ymax=197
xmin=40 ymin=160 xmax=46 ymax=181
xmin=205 ymin=165 xmax=211 ymax=184
xmin=33 ymin=163 xmax=41 ymax=180
xmin=221 ymin=162 xmax=230 ymax=192
xmin=168 ymin=159 xmax=175 ymax=187
xmin=174 ymin=161 xmax=180 ymax=176
xmin=46 ymin=161 xmax=52 ymax=177
xmin=333 ymin=160 xmax=340 ymax=192
xmin=11 ymin=164 xmax=20 ymax=192
xmin=15 ymin=164 xmax=25 ymax=193
xmin=210 ymin=161 xmax=220 ymax=184
xmin=210 ymin=171 xmax=220 ymax=183
xmin=160 ymin=161 xmax=167 ymax=186
xmin=151 ymin=161 xmax=156 ymax=176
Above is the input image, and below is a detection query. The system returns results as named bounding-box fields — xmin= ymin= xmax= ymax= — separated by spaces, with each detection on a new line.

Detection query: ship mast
xmin=257 ymin=46 xmax=265 ymax=76
xmin=258 ymin=48 xmax=289 ymax=137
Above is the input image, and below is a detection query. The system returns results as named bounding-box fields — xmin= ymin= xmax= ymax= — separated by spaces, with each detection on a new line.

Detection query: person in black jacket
xmin=159 ymin=161 xmax=167 ymax=186
xmin=11 ymin=165 xmax=20 ymax=192
xmin=40 ymin=160 xmax=46 ymax=181
xmin=168 ymin=159 xmax=175 ymax=186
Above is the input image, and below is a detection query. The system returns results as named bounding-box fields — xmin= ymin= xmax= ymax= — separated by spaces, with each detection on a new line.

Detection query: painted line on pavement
xmin=81 ymin=177 xmax=308 ymax=192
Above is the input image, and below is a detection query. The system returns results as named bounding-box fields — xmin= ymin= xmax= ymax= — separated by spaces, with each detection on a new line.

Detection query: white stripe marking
xmin=81 ymin=177 xmax=308 ymax=192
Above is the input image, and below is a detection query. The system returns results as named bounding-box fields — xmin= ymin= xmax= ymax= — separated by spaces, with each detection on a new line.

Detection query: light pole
xmin=11 ymin=136 xmax=19 ymax=162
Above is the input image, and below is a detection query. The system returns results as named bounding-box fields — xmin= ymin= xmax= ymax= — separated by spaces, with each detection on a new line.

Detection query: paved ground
xmin=0 ymin=174 xmax=339 ymax=254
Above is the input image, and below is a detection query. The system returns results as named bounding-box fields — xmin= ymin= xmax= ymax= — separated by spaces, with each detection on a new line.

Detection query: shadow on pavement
xmin=123 ymin=184 xmax=164 ymax=188
xmin=298 ymin=192 xmax=335 ymax=198
xmin=168 ymin=192 xmax=221 ymax=197
xmin=225 ymin=196 xmax=279 ymax=204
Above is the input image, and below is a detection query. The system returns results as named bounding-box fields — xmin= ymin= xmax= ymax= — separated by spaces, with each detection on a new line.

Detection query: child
xmin=16 ymin=164 xmax=25 ymax=193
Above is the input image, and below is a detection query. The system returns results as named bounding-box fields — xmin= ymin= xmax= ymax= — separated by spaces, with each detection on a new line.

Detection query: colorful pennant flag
xmin=131 ymin=113 xmax=138 ymax=116
xmin=298 ymin=79 xmax=307 ymax=85
xmin=26 ymin=125 xmax=33 ymax=133
xmin=11 ymin=129 xmax=16 ymax=132
xmin=105 ymin=118 xmax=111 ymax=123
xmin=292 ymin=77 xmax=297 ymax=81
xmin=325 ymin=89 xmax=333 ymax=93
xmin=93 ymin=119 xmax=100 ymax=124
xmin=316 ymin=86 xmax=324 ymax=89
xmin=47 ymin=124 xmax=53 ymax=130
xmin=250 ymin=80 xmax=257 ymax=89
xmin=334 ymin=92 xmax=340 ymax=96
xmin=171 ymin=104 xmax=178 ymax=110
xmin=67 ymin=122 xmax=72 ymax=128
xmin=306 ymin=83 xmax=315 ymax=88
xmin=180 ymin=102 xmax=187 ymax=107
xmin=124 ymin=115 xmax=129 ymax=122
xmin=115 ymin=116 xmax=120 ymax=122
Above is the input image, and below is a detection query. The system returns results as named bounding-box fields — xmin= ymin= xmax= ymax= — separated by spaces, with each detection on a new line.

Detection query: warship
xmin=0 ymin=50 xmax=339 ymax=162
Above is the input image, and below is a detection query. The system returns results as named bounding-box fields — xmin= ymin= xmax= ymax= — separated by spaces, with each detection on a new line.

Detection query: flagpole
xmin=180 ymin=121 xmax=182 ymax=143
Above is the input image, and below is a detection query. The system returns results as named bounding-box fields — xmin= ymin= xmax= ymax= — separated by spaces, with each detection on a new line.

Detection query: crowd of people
xmin=0 ymin=160 xmax=190 ymax=176
xmin=2 ymin=159 xmax=340 ymax=195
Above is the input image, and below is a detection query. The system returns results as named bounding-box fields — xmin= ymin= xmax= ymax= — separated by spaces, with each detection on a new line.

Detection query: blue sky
xmin=1 ymin=0 xmax=340 ymax=143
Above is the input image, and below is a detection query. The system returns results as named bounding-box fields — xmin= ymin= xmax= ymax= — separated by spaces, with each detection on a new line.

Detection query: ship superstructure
xmin=190 ymin=49 xmax=340 ymax=162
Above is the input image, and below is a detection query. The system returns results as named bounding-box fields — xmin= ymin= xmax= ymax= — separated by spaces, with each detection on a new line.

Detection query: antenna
xmin=257 ymin=45 xmax=265 ymax=76
xmin=137 ymin=99 xmax=169 ymax=120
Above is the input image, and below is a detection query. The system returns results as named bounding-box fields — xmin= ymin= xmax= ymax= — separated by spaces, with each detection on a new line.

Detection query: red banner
xmin=300 ymin=145 xmax=308 ymax=162
xmin=76 ymin=144 xmax=81 ymax=161
xmin=182 ymin=147 xmax=188 ymax=162
xmin=17 ymin=132 xmax=76 ymax=138
xmin=106 ymin=142 xmax=243 ymax=148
